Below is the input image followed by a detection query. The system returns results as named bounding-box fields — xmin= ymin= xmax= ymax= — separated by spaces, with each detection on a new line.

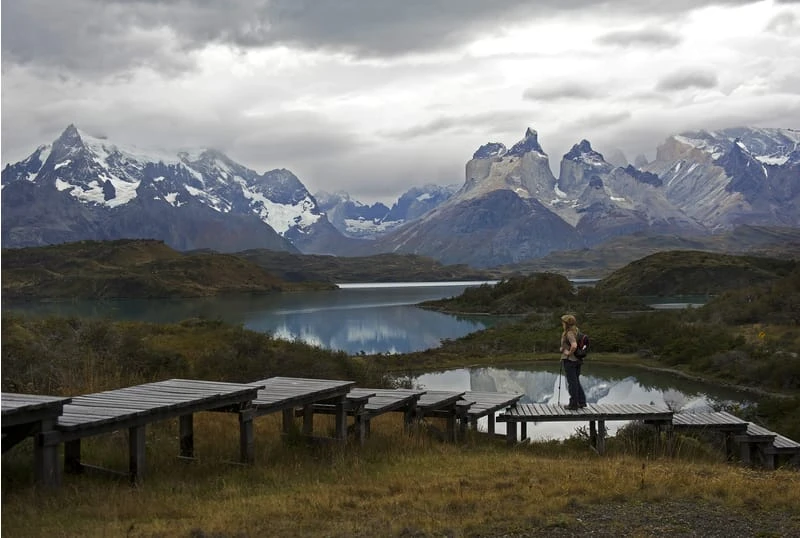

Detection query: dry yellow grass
xmin=3 ymin=413 xmax=799 ymax=537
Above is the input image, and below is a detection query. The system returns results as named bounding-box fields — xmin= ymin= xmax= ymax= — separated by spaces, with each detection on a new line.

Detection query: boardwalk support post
xmin=34 ymin=422 xmax=60 ymax=487
xmin=129 ymin=425 xmax=146 ymax=485
xmin=179 ymin=414 xmax=194 ymax=459
xmin=239 ymin=408 xmax=255 ymax=464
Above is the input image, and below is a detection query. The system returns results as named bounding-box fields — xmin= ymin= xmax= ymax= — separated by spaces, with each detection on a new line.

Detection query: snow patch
xmin=757 ymin=155 xmax=789 ymax=166
xmin=243 ymin=190 xmax=321 ymax=234
xmin=185 ymin=184 xmax=227 ymax=212
xmin=164 ymin=192 xmax=184 ymax=207
xmin=54 ymin=160 xmax=72 ymax=170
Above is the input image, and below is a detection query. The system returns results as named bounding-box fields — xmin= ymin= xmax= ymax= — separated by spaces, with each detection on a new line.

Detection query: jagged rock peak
xmin=55 ymin=124 xmax=83 ymax=146
xmin=564 ymin=139 xmax=602 ymax=161
xmin=472 ymin=142 xmax=507 ymax=159
xmin=507 ymin=127 xmax=545 ymax=157
xmin=623 ymin=165 xmax=662 ymax=187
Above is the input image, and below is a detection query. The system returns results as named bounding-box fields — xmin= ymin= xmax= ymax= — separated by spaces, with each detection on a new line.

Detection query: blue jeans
xmin=562 ymin=359 xmax=586 ymax=407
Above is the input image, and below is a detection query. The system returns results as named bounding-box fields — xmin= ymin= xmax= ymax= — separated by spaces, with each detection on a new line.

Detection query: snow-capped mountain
xmin=356 ymin=126 xmax=797 ymax=267
xmin=314 ymin=191 xmax=393 ymax=239
xmin=315 ymin=184 xmax=459 ymax=240
xmin=1 ymin=125 xmax=350 ymax=253
xmin=360 ymin=129 xmax=584 ymax=267
xmin=3 ymin=124 xmax=797 ymax=268
xmin=644 ymin=127 xmax=800 ymax=229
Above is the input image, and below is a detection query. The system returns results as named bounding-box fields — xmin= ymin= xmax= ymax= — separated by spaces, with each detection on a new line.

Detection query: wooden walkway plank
xmin=458 ymin=391 xmax=523 ymax=436
xmin=2 ymin=392 xmax=72 ymax=487
xmin=247 ymin=377 xmax=355 ymax=442
xmin=52 ymin=379 xmax=262 ymax=484
xmin=672 ymin=411 xmax=748 ymax=430
xmin=497 ymin=403 xmax=674 ymax=454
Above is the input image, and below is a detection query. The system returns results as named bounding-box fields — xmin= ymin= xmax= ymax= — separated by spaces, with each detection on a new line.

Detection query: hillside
xmin=595 ymin=250 xmax=798 ymax=296
xmin=1 ymin=239 xmax=334 ymax=300
xmin=236 ymin=249 xmax=500 ymax=283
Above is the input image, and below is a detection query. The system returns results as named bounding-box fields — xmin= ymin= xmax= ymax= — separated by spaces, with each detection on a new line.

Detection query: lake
xmin=5 ymin=281 xmax=735 ymax=440
xmin=4 ymin=282 xmax=498 ymax=355
xmin=3 ymin=281 xmax=705 ymax=355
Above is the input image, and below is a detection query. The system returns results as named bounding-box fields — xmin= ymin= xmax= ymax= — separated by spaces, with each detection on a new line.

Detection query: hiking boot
xmin=563 ymin=404 xmax=579 ymax=410
xmin=579 ymin=403 xmax=587 ymax=408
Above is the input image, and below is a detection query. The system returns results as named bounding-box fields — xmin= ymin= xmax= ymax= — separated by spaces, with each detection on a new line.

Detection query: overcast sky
xmin=2 ymin=0 xmax=799 ymax=203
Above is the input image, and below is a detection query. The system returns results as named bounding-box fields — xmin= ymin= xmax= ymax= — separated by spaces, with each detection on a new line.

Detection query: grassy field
xmin=3 ymin=411 xmax=800 ymax=537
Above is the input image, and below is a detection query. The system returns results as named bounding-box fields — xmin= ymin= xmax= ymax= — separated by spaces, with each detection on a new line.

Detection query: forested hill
xmin=236 ymin=249 xmax=498 ymax=283
xmin=1 ymin=239 xmax=333 ymax=300
xmin=595 ymin=250 xmax=798 ymax=296
xmin=1 ymin=240 xmax=499 ymax=300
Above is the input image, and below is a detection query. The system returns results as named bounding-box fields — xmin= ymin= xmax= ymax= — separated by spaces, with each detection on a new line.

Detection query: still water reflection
xmin=4 ymin=282 xmax=496 ymax=355
xmin=415 ymin=363 xmax=755 ymax=441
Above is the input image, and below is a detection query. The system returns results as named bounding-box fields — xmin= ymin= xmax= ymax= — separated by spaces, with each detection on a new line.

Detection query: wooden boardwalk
xmin=2 ymin=393 xmax=72 ymax=486
xmin=56 ymin=379 xmax=263 ymax=483
xmin=314 ymin=388 xmax=474 ymax=443
xmin=345 ymin=388 xmax=424 ymax=443
xmin=460 ymin=391 xmax=525 ymax=436
xmin=412 ymin=390 xmax=468 ymax=441
xmin=249 ymin=377 xmax=355 ymax=441
xmin=498 ymin=403 xmax=674 ymax=454
xmin=673 ymin=411 xmax=800 ymax=469
xmin=5 ymin=381 xmax=800 ymax=489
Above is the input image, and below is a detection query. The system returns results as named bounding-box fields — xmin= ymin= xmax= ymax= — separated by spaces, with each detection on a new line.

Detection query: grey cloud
xmin=1 ymin=1 xmax=196 ymax=77
xmin=766 ymin=11 xmax=799 ymax=35
xmin=569 ymin=111 xmax=632 ymax=130
xmin=595 ymin=28 xmax=681 ymax=48
xmin=2 ymin=0 xmax=763 ymax=78
xmin=522 ymin=83 xmax=598 ymax=102
xmin=381 ymin=110 xmax=530 ymax=141
xmin=656 ymin=69 xmax=718 ymax=91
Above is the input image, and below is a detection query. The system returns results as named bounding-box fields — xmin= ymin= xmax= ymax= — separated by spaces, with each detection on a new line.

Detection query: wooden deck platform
xmin=2 ymin=393 xmax=72 ymax=486
xmin=312 ymin=388 xmax=472 ymax=443
xmin=459 ymin=391 xmax=525 ymax=436
xmin=249 ymin=377 xmax=355 ymax=441
xmin=672 ymin=411 xmax=749 ymax=432
xmin=498 ymin=403 xmax=673 ymax=454
xmin=55 ymin=379 xmax=263 ymax=483
xmin=414 ymin=390 xmax=469 ymax=442
xmin=345 ymin=388 xmax=425 ymax=443
xmin=673 ymin=411 xmax=800 ymax=469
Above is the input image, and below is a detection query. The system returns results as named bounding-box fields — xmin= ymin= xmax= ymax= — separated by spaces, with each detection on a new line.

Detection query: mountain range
xmin=2 ymin=124 xmax=798 ymax=268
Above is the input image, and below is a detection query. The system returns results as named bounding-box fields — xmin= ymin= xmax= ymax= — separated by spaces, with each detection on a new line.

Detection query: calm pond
xmin=415 ymin=362 xmax=756 ymax=440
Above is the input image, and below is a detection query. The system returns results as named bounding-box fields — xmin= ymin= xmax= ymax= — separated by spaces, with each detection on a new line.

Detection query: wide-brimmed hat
xmin=560 ymin=314 xmax=576 ymax=326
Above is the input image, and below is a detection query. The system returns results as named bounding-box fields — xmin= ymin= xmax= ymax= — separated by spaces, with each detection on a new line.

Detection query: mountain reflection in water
xmin=414 ymin=363 xmax=755 ymax=441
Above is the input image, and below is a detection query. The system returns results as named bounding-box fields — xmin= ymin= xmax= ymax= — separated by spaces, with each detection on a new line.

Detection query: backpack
xmin=574 ymin=332 xmax=589 ymax=359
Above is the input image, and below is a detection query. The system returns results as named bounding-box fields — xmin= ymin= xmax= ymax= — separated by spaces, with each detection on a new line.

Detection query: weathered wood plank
xmin=498 ymin=403 xmax=672 ymax=423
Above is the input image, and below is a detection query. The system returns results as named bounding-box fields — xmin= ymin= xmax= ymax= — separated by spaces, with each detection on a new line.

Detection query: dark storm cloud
xmin=656 ymin=69 xmax=719 ymax=92
xmin=522 ymin=83 xmax=598 ymax=102
xmin=595 ymin=28 xmax=681 ymax=48
xmin=2 ymin=0 xmax=761 ymax=77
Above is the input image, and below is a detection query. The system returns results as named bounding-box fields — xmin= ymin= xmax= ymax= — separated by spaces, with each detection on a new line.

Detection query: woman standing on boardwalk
xmin=560 ymin=314 xmax=586 ymax=410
